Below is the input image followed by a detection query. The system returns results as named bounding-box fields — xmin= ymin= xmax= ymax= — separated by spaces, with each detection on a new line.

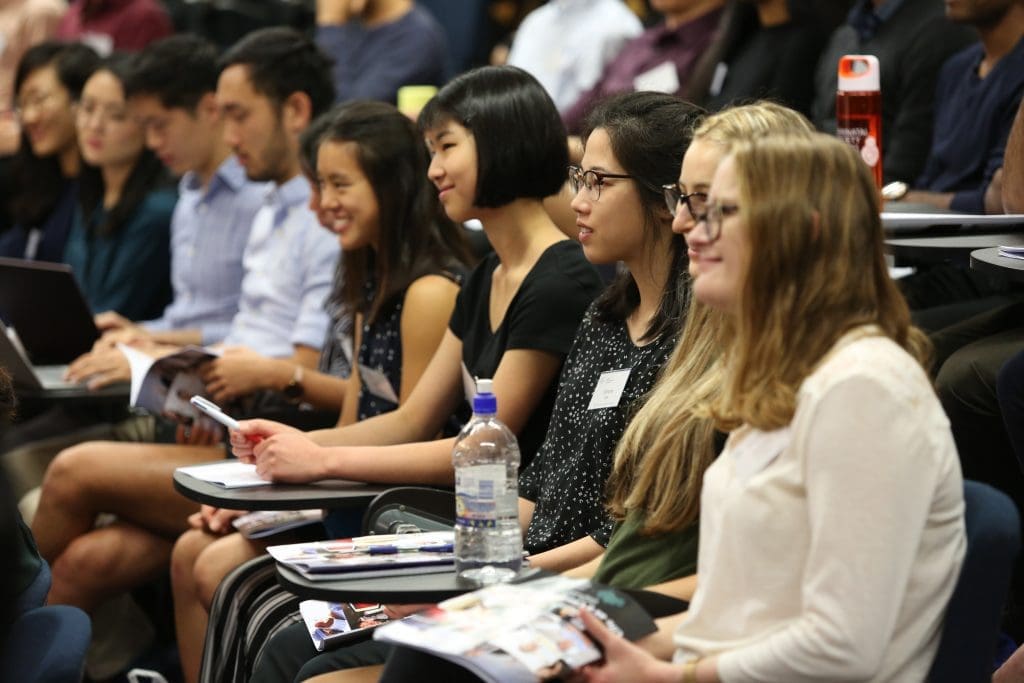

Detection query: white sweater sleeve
xmin=716 ymin=372 xmax=951 ymax=682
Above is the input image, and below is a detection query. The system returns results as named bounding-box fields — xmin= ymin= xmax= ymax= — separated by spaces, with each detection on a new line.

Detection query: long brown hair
xmin=318 ymin=102 xmax=472 ymax=324
xmin=607 ymin=102 xmax=815 ymax=535
xmin=711 ymin=134 xmax=930 ymax=431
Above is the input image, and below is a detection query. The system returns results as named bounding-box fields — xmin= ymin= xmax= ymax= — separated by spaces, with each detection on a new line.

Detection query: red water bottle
xmin=836 ymin=55 xmax=882 ymax=189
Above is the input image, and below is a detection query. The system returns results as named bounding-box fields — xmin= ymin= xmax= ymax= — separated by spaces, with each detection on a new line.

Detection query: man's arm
xmin=1003 ymin=98 xmax=1024 ymax=212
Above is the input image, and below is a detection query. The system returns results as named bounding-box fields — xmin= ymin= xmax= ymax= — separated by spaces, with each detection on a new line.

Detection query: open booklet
xmin=374 ymin=575 xmax=661 ymax=683
xmin=298 ymin=599 xmax=390 ymax=651
xmin=117 ymin=344 xmax=219 ymax=418
xmin=268 ymin=531 xmax=456 ymax=580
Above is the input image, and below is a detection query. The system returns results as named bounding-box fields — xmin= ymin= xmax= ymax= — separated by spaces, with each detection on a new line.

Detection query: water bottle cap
xmin=473 ymin=378 xmax=496 ymax=413
xmin=838 ymin=55 xmax=880 ymax=92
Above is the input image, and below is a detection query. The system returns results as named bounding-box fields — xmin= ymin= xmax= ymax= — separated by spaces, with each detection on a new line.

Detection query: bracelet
xmin=681 ymin=659 xmax=699 ymax=683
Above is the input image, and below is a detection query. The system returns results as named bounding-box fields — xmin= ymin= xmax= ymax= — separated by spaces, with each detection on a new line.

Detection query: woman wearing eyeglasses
xmin=575 ymin=134 xmax=965 ymax=683
xmin=0 ymin=42 xmax=99 ymax=262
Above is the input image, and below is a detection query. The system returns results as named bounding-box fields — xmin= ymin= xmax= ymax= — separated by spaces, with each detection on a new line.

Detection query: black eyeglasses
xmin=692 ymin=203 xmax=740 ymax=242
xmin=568 ymin=165 xmax=634 ymax=201
xmin=661 ymin=182 xmax=708 ymax=220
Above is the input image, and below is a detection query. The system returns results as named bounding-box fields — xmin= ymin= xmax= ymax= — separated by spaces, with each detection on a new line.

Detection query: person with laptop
xmin=66 ymin=34 xmax=267 ymax=388
xmin=0 ymin=35 xmax=266 ymax=496
xmin=22 ymin=28 xmax=342 ymax=679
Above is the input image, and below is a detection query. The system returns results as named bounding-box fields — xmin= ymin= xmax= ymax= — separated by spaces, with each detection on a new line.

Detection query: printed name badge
xmin=633 ymin=61 xmax=680 ymax=94
xmin=461 ymin=362 xmax=477 ymax=405
xmin=358 ymin=364 xmax=399 ymax=404
xmin=587 ymin=368 xmax=632 ymax=410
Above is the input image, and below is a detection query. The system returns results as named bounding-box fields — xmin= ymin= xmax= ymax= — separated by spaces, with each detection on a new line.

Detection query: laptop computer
xmin=0 ymin=257 xmax=100 ymax=364
xmin=0 ymin=321 xmax=80 ymax=392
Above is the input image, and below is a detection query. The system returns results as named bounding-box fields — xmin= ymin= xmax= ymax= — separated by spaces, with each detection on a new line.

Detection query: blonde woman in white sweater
xmin=576 ymin=133 xmax=966 ymax=683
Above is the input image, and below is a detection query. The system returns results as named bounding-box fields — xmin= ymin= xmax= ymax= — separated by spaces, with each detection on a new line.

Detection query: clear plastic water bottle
xmin=452 ymin=378 xmax=522 ymax=584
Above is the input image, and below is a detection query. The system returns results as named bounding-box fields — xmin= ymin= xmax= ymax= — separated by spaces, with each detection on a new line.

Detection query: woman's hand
xmin=573 ymin=610 xmax=684 ymax=683
xmin=252 ymin=431 xmax=331 ymax=483
xmin=229 ymin=419 xmax=299 ymax=462
xmin=200 ymin=347 xmax=273 ymax=403
xmin=187 ymin=505 xmax=244 ymax=535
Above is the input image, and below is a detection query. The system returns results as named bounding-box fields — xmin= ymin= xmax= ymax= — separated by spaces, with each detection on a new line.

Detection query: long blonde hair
xmin=711 ymin=134 xmax=930 ymax=431
xmin=606 ymin=103 xmax=814 ymax=535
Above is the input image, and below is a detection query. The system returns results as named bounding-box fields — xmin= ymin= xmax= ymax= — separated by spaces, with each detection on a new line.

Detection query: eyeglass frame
xmin=691 ymin=202 xmax=741 ymax=243
xmin=13 ymin=90 xmax=68 ymax=120
xmin=661 ymin=182 xmax=708 ymax=221
xmin=567 ymin=164 xmax=635 ymax=201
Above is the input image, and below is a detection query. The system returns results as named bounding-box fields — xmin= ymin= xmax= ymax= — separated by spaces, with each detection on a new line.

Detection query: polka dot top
xmin=519 ymin=302 xmax=678 ymax=554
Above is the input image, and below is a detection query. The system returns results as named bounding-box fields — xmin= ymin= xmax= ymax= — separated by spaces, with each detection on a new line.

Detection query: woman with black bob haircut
xmin=232 ymin=65 xmax=603 ymax=510
xmin=418 ymin=64 xmax=569 ymax=209
xmin=65 ymin=53 xmax=176 ymax=321
xmin=0 ymin=42 xmax=100 ymax=261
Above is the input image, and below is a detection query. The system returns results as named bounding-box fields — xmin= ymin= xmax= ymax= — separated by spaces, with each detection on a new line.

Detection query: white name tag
xmin=633 ymin=61 xmax=680 ymax=94
xmin=587 ymin=368 xmax=632 ymax=410
xmin=731 ymin=426 xmax=792 ymax=484
xmin=461 ymin=362 xmax=476 ymax=405
xmin=359 ymin=364 xmax=399 ymax=404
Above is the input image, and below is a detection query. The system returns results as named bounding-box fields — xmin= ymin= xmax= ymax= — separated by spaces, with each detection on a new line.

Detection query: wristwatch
xmin=881 ymin=180 xmax=909 ymax=201
xmin=283 ymin=365 xmax=305 ymax=401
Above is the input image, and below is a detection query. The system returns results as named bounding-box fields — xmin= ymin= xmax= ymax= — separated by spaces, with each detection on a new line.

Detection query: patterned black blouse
xmin=519 ymin=302 xmax=678 ymax=554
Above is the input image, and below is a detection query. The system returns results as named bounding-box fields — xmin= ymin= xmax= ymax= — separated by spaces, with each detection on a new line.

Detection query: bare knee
xmin=192 ymin=535 xmax=257 ymax=609
xmin=172 ymin=529 xmax=213 ymax=593
xmin=50 ymin=533 xmax=122 ymax=608
xmin=39 ymin=441 xmax=114 ymax=508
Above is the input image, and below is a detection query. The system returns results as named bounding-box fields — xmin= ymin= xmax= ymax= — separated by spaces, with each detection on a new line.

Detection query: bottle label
xmin=837 ymin=117 xmax=879 ymax=170
xmin=455 ymin=464 xmax=505 ymax=528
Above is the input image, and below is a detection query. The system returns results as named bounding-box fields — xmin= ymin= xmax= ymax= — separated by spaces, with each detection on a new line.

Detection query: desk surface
xmin=173 ymin=465 xmax=390 ymax=511
xmin=886 ymin=232 xmax=1024 ymax=260
xmin=276 ymin=564 xmax=542 ymax=603
xmin=970 ymin=247 xmax=1024 ymax=282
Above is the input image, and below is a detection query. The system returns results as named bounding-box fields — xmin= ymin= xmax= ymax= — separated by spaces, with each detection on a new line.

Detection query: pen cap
xmin=838 ymin=55 xmax=880 ymax=93
xmin=472 ymin=378 xmax=497 ymax=414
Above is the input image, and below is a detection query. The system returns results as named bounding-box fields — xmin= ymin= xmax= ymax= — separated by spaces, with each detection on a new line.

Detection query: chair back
xmin=928 ymin=480 xmax=1021 ymax=682
xmin=361 ymin=486 xmax=455 ymax=535
xmin=0 ymin=605 xmax=91 ymax=683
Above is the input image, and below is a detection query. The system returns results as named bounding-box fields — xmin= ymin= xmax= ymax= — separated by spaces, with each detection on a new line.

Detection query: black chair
xmin=927 ymin=480 xmax=1021 ymax=682
xmin=361 ymin=486 xmax=454 ymax=535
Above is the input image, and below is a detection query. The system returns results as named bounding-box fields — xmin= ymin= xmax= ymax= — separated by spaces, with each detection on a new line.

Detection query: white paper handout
xmin=176 ymin=460 xmax=271 ymax=488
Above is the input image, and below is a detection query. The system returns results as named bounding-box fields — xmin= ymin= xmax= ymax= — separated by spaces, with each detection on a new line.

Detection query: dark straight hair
xmin=219 ymin=27 xmax=336 ymax=119
xmin=8 ymin=42 xmax=100 ymax=227
xmin=316 ymin=101 xmax=473 ymax=325
xmin=123 ymin=34 xmax=220 ymax=109
xmin=582 ymin=91 xmax=705 ymax=342
xmin=418 ymin=65 xmax=568 ymax=208
xmin=77 ymin=55 xmax=169 ymax=238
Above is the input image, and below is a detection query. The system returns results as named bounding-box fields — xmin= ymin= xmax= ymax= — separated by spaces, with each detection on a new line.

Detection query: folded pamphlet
xmin=118 ymin=344 xmax=219 ymax=418
xmin=298 ymin=600 xmax=390 ymax=651
xmin=374 ymin=575 xmax=660 ymax=683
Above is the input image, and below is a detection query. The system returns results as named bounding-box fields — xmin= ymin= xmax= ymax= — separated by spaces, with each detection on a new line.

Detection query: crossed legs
xmin=32 ymin=439 xmax=221 ymax=611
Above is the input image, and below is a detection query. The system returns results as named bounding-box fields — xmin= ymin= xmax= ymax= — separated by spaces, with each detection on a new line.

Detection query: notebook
xmin=0 ymin=257 xmax=99 ymax=364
